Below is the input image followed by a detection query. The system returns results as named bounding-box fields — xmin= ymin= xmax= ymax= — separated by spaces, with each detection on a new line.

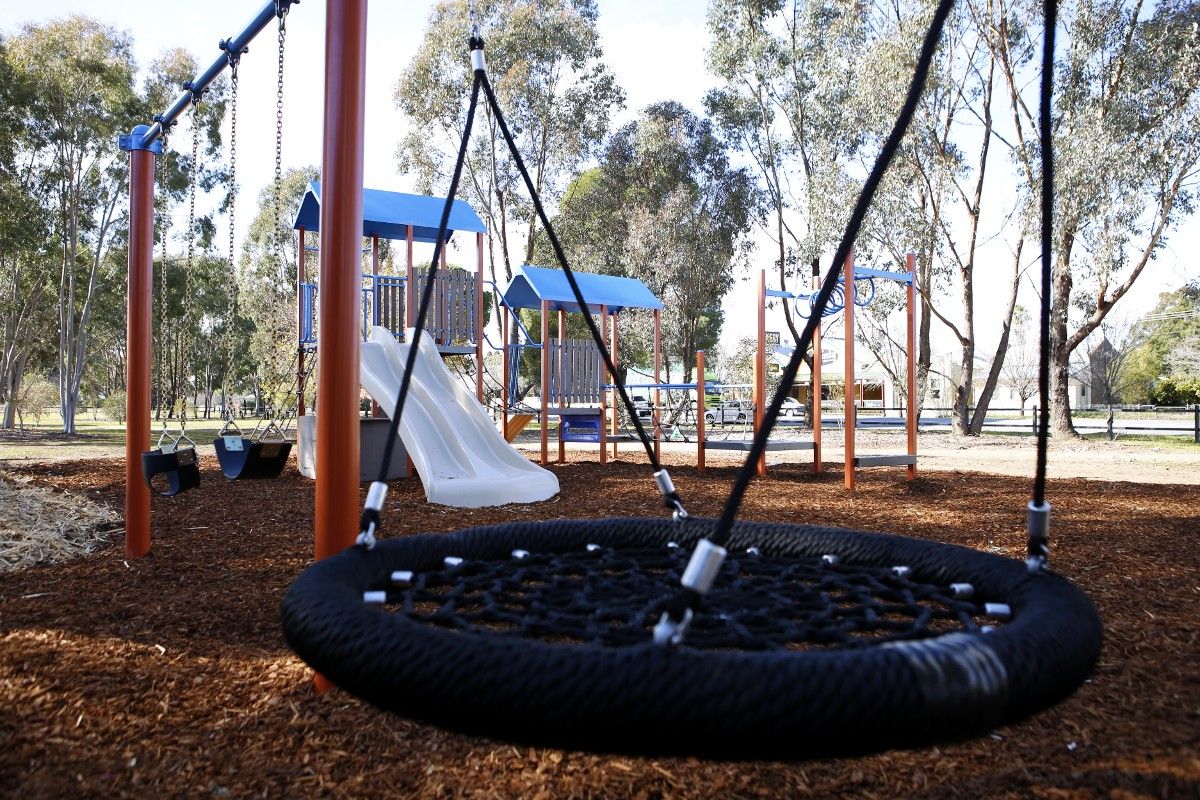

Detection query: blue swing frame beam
xmin=128 ymin=0 xmax=300 ymax=152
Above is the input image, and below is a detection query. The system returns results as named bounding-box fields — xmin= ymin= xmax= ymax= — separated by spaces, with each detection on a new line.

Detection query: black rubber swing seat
xmin=281 ymin=516 xmax=1102 ymax=760
xmin=214 ymin=436 xmax=293 ymax=480
xmin=141 ymin=447 xmax=201 ymax=496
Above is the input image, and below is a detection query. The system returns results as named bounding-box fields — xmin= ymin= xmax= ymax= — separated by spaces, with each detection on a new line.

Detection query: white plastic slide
xmin=360 ymin=325 xmax=559 ymax=507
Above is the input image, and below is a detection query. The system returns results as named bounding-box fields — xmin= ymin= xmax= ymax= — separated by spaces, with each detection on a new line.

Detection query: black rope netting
xmin=369 ymin=544 xmax=994 ymax=651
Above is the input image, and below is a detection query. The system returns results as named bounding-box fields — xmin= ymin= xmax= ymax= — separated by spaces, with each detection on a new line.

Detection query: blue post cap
xmin=118 ymin=124 xmax=163 ymax=154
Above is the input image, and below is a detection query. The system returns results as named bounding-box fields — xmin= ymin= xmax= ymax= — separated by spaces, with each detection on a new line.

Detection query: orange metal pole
xmin=811 ymin=259 xmax=821 ymax=474
xmin=405 ymin=224 xmax=414 ymax=332
xmin=755 ymin=269 xmax=766 ymax=477
xmin=653 ymin=308 xmax=661 ymax=463
xmin=557 ymin=307 xmax=565 ymax=464
xmin=314 ymin=0 xmax=366 ymax=562
xmin=696 ymin=350 xmax=706 ymax=472
xmin=297 ymin=228 xmax=307 ymax=418
xmin=476 ymin=231 xmax=484 ymax=403
xmin=906 ymin=252 xmax=918 ymax=480
xmin=124 ymin=140 xmax=155 ymax=559
xmin=844 ymin=249 xmax=856 ymax=491
xmin=501 ymin=303 xmax=509 ymax=438
xmin=599 ymin=305 xmax=607 ymax=465
xmin=369 ymin=234 xmax=381 ymax=418
xmin=540 ymin=299 xmax=549 ymax=465
xmin=611 ymin=313 xmax=619 ymax=460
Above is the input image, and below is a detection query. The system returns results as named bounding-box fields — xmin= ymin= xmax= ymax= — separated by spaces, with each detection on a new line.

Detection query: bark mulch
xmin=0 ymin=454 xmax=1197 ymax=798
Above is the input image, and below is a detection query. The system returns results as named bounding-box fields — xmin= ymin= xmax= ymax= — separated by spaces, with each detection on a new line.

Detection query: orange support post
xmin=754 ymin=269 xmax=766 ymax=477
xmin=610 ymin=313 xmax=619 ymax=460
xmin=540 ymin=299 xmax=549 ymax=465
xmin=501 ymin=303 xmax=509 ymax=438
xmin=123 ymin=138 xmax=155 ymax=559
xmin=405 ymin=224 xmax=414 ymax=327
xmin=696 ymin=350 xmax=706 ymax=472
xmin=557 ymin=308 xmax=566 ymax=464
xmin=475 ymin=231 xmax=484 ymax=403
xmin=906 ymin=252 xmax=918 ymax=480
xmin=599 ymin=305 xmax=607 ymax=465
xmin=843 ymin=249 xmax=856 ymax=491
xmin=314 ymin=0 xmax=367 ymax=562
xmin=297 ymin=228 xmax=307 ymax=418
xmin=811 ymin=260 xmax=822 ymax=474
xmin=653 ymin=308 xmax=661 ymax=462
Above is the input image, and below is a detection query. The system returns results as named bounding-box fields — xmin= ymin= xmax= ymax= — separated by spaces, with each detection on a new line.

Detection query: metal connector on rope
xmin=654 ymin=469 xmax=688 ymax=522
xmin=1026 ymin=500 xmax=1051 ymax=571
xmin=469 ymin=36 xmax=486 ymax=72
xmin=356 ymin=481 xmax=389 ymax=549
xmin=653 ymin=538 xmax=726 ymax=646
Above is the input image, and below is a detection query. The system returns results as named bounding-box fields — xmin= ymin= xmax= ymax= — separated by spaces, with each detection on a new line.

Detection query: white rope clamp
xmin=1026 ymin=499 xmax=1051 ymax=572
xmin=654 ymin=468 xmax=688 ymax=522
xmin=653 ymin=538 xmax=726 ymax=646
xmin=356 ymin=481 xmax=389 ymax=548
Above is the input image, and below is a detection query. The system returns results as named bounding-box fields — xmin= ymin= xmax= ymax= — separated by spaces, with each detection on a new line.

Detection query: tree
xmin=1000 ymin=304 xmax=1038 ymax=414
xmin=983 ymin=0 xmax=1200 ymax=436
xmin=0 ymin=34 xmax=55 ymax=430
xmin=542 ymin=103 xmax=759 ymax=381
xmin=240 ymin=167 xmax=318 ymax=417
xmin=7 ymin=17 xmax=140 ymax=434
xmin=1123 ymin=282 xmax=1200 ymax=403
xmin=395 ymin=0 xmax=624 ymax=309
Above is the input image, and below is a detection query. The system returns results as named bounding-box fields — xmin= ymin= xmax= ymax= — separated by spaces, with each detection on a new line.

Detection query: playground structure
xmin=497 ymin=265 xmax=665 ymax=465
xmin=292 ymin=181 xmax=488 ymax=409
xmin=755 ymin=251 xmax=918 ymax=489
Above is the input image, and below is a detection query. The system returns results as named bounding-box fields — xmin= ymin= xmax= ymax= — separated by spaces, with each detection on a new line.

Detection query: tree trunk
xmin=1049 ymin=247 xmax=1077 ymax=436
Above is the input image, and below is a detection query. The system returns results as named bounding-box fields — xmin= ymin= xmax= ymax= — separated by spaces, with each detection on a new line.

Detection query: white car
xmin=704 ymin=401 xmax=752 ymax=425
xmin=780 ymin=397 xmax=806 ymax=419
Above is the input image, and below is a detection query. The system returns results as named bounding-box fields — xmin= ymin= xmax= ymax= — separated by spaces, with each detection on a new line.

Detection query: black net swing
xmin=282 ymin=0 xmax=1102 ymax=760
xmin=212 ymin=9 xmax=294 ymax=482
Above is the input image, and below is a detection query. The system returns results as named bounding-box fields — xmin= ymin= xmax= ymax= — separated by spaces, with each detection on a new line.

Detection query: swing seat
xmin=214 ymin=436 xmax=293 ymax=480
xmin=141 ymin=447 xmax=201 ymax=496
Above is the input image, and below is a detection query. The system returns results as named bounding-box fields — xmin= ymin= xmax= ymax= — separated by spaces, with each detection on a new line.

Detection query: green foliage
xmin=540 ymin=102 xmax=759 ymax=380
xmin=1148 ymin=375 xmax=1200 ymax=406
xmin=102 ymin=390 xmax=126 ymax=423
xmin=16 ymin=375 xmax=57 ymax=426
xmin=395 ymin=0 xmax=624 ymax=283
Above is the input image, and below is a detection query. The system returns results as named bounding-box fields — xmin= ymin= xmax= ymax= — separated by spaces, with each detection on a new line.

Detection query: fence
xmin=843 ymin=405 xmax=1199 ymax=440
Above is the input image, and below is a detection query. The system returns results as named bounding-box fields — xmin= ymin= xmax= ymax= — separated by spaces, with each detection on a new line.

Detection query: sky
xmin=2 ymin=0 xmax=1196 ymax=360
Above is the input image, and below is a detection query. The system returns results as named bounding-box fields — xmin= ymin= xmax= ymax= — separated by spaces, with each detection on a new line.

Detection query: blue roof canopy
xmin=501 ymin=265 xmax=663 ymax=314
xmin=292 ymin=181 xmax=487 ymax=243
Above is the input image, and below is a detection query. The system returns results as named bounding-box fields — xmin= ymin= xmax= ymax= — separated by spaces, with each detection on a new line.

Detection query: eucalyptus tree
xmin=0 ymin=35 xmax=53 ymax=429
xmin=7 ymin=17 xmax=141 ymax=433
xmin=543 ymin=102 xmax=759 ymax=382
xmin=705 ymin=0 xmax=870 ymax=343
xmin=982 ymin=0 xmax=1200 ymax=435
xmin=239 ymin=166 xmax=317 ymax=415
xmin=395 ymin=0 xmax=623 ymax=299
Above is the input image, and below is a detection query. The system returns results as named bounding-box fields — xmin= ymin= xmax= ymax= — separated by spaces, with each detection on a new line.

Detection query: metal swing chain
xmin=171 ymin=99 xmax=202 ymax=451
xmin=256 ymin=1 xmax=290 ymax=442
xmin=219 ymin=45 xmax=243 ymax=436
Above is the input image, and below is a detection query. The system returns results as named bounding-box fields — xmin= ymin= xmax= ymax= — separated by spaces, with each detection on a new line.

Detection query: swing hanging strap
xmin=358 ymin=34 xmax=684 ymax=548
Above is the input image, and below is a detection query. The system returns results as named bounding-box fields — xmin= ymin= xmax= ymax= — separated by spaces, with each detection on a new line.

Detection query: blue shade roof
xmin=292 ymin=181 xmax=487 ymax=243
xmin=501 ymin=265 xmax=662 ymax=313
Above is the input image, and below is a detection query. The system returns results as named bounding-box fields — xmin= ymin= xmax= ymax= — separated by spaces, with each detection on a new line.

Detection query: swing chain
xmin=220 ymin=49 xmax=243 ymax=433
xmin=178 ymin=106 xmax=202 ymax=438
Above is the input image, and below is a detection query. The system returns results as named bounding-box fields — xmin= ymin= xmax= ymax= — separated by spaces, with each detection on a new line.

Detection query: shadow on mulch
xmin=1 ymin=454 xmax=1197 ymax=798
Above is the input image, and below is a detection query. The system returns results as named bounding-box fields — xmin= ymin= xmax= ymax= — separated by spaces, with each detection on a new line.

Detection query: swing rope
xmin=218 ymin=40 xmax=245 ymax=437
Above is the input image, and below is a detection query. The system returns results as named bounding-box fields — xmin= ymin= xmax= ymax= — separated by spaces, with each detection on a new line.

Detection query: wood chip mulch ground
xmin=0 ymin=454 xmax=1197 ymax=798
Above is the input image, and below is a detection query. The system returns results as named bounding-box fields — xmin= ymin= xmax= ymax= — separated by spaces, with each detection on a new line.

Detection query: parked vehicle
xmin=780 ymin=397 xmax=805 ymax=419
xmin=704 ymin=400 xmax=753 ymax=425
xmin=630 ymin=393 xmax=653 ymax=419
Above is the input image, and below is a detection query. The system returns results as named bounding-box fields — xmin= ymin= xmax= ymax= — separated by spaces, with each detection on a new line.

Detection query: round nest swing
xmin=283 ymin=517 xmax=1100 ymax=759
xmin=282 ymin=0 xmax=1101 ymax=762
